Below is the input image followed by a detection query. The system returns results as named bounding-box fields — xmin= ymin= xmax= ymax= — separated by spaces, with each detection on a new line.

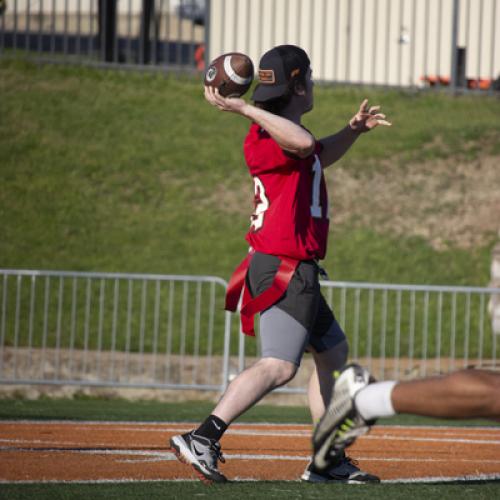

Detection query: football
xmin=204 ymin=52 xmax=254 ymax=98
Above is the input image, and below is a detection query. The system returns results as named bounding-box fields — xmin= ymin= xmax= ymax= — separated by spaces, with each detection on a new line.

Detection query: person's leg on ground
xmin=170 ymin=355 xmax=298 ymax=483
xmin=311 ymin=363 xmax=376 ymax=472
xmin=303 ymin=302 xmax=379 ymax=483
xmin=171 ymin=302 xmax=307 ymax=483
xmin=307 ymin=340 xmax=348 ymax=422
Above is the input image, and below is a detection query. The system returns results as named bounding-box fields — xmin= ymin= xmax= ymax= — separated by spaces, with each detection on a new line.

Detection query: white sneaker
xmin=170 ymin=431 xmax=227 ymax=483
xmin=313 ymin=363 xmax=375 ymax=471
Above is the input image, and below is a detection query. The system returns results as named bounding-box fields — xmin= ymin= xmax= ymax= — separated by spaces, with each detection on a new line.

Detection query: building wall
xmin=209 ymin=0 xmax=500 ymax=87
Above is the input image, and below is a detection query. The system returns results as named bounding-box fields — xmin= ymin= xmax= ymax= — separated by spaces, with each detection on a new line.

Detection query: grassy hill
xmin=1 ymin=58 xmax=500 ymax=286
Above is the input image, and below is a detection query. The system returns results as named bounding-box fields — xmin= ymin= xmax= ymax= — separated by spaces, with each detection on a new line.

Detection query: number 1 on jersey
xmin=310 ymin=156 xmax=322 ymax=218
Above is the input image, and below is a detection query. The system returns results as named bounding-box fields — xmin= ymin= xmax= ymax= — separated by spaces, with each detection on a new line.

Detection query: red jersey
xmin=243 ymin=122 xmax=330 ymax=261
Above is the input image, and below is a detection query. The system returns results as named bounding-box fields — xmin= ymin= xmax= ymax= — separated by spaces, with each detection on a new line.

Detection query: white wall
xmin=209 ymin=0 xmax=500 ymax=87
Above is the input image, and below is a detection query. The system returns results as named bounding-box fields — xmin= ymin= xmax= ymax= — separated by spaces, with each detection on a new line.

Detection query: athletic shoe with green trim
xmin=312 ymin=363 xmax=375 ymax=471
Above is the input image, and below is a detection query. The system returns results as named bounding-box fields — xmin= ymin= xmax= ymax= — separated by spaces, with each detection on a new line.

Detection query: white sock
xmin=354 ymin=381 xmax=397 ymax=421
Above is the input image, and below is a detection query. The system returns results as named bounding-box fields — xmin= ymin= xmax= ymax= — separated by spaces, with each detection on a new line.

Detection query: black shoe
xmin=301 ymin=454 xmax=380 ymax=484
xmin=170 ymin=431 xmax=227 ymax=484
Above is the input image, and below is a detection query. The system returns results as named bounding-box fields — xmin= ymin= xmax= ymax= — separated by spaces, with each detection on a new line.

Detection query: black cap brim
xmin=251 ymin=82 xmax=289 ymax=102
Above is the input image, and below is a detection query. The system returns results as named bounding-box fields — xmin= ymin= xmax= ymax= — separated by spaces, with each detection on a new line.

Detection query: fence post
xmin=139 ymin=0 xmax=154 ymax=64
xmin=98 ymin=0 xmax=117 ymax=63
xmin=221 ymin=310 xmax=232 ymax=392
xmin=489 ymin=241 xmax=500 ymax=335
xmin=204 ymin=0 xmax=211 ymax=70
xmin=450 ymin=0 xmax=460 ymax=93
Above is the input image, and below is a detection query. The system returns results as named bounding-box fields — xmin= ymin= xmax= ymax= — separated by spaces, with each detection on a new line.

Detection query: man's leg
xmin=303 ymin=304 xmax=379 ymax=484
xmin=170 ymin=305 xmax=306 ymax=483
xmin=212 ymin=356 xmax=297 ymax=423
xmin=312 ymin=364 xmax=376 ymax=471
xmin=307 ymin=296 xmax=349 ymax=423
xmin=313 ymin=366 xmax=500 ymax=472
xmin=170 ymin=355 xmax=297 ymax=483
xmin=352 ymin=369 xmax=500 ymax=421
xmin=308 ymin=340 xmax=348 ymax=422
xmin=389 ymin=369 xmax=500 ymax=419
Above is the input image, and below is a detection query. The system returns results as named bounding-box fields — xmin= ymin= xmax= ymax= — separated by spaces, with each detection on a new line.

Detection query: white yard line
xmin=3 ymin=447 xmax=500 ymax=466
xmin=363 ymin=434 xmax=500 ymax=445
xmin=2 ymin=427 xmax=499 ymax=446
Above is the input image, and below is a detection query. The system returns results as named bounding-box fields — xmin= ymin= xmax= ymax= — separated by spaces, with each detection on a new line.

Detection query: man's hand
xmin=204 ymin=86 xmax=248 ymax=114
xmin=349 ymin=99 xmax=391 ymax=133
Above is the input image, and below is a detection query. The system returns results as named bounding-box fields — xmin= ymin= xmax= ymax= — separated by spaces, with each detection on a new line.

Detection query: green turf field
xmin=0 ymin=396 xmax=500 ymax=425
xmin=1 ymin=397 xmax=499 ymax=427
xmin=2 ymin=481 xmax=500 ymax=500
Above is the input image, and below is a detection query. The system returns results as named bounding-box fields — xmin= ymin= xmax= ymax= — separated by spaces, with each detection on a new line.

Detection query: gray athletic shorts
xmin=247 ymin=252 xmax=346 ymax=366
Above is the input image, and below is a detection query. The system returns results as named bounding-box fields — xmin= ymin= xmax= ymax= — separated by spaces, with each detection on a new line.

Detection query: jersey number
xmin=250 ymin=156 xmax=324 ymax=231
xmin=310 ymin=156 xmax=323 ymax=218
xmin=250 ymin=176 xmax=269 ymax=231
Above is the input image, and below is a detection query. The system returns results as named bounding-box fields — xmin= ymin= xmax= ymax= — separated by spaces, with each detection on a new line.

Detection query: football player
xmin=171 ymin=45 xmax=390 ymax=484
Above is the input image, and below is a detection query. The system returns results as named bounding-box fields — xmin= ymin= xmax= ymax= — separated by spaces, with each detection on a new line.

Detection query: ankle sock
xmin=354 ymin=380 xmax=397 ymax=421
xmin=194 ymin=414 xmax=228 ymax=441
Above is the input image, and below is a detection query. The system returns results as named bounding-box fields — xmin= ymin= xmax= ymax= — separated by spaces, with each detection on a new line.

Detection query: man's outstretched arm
xmin=318 ymin=99 xmax=391 ymax=168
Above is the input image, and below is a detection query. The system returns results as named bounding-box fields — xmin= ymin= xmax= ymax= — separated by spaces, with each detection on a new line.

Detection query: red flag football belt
xmin=225 ymin=253 xmax=299 ymax=336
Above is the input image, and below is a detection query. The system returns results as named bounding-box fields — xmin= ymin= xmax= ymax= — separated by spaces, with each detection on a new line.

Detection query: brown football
xmin=204 ymin=52 xmax=254 ymax=97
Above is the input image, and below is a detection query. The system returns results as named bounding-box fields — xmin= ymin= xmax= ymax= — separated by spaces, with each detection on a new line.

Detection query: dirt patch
xmin=329 ymin=155 xmax=500 ymax=250
xmin=1 ymin=422 xmax=500 ymax=482
xmin=208 ymin=155 xmax=500 ymax=250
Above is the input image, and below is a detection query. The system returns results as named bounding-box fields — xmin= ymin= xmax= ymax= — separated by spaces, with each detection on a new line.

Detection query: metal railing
xmin=1 ymin=269 xmax=499 ymax=394
xmin=0 ymin=269 xmax=232 ymax=391
xmin=237 ymin=280 xmax=500 ymax=394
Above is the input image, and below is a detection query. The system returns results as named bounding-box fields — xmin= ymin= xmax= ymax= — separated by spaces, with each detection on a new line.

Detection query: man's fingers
xmin=214 ymin=87 xmax=231 ymax=104
xmin=369 ymin=105 xmax=380 ymax=114
xmin=205 ymin=85 xmax=218 ymax=100
xmin=205 ymin=85 xmax=228 ymax=110
xmin=370 ymin=118 xmax=391 ymax=127
xmin=209 ymin=86 xmax=227 ymax=104
xmin=359 ymin=98 xmax=369 ymax=113
xmin=370 ymin=113 xmax=391 ymax=125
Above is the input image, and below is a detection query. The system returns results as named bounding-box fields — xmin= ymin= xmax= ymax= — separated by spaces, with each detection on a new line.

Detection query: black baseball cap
xmin=251 ymin=45 xmax=310 ymax=102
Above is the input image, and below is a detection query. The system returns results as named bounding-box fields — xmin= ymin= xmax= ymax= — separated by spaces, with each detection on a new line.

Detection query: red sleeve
xmin=244 ymin=124 xmax=320 ymax=175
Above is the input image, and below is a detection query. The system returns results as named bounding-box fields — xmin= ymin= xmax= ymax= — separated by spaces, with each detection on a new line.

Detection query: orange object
xmin=420 ymin=74 xmax=491 ymax=89
xmin=467 ymin=78 xmax=491 ymax=90
xmin=195 ymin=43 xmax=205 ymax=71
